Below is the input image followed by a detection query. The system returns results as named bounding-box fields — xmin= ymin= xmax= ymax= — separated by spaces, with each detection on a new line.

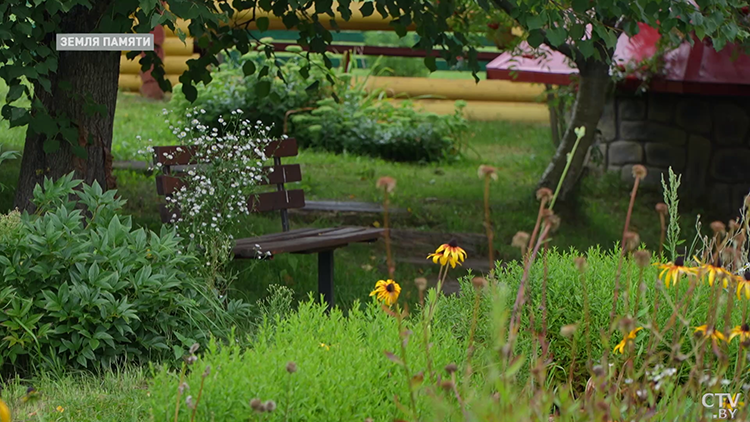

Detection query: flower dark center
xmin=745 ymin=270 xmax=750 ymax=281
xmin=742 ymin=323 xmax=749 ymax=332
xmin=448 ymin=238 xmax=458 ymax=248
xmin=385 ymin=283 xmax=395 ymax=293
xmin=674 ymin=256 xmax=685 ymax=267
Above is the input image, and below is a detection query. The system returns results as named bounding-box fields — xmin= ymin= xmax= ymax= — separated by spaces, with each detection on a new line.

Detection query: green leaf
xmin=256 ymin=17 xmax=270 ymax=32
xmin=527 ymin=29 xmax=544 ymax=48
xmin=255 ymin=80 xmax=271 ymax=97
xmin=181 ymin=83 xmax=197 ymax=102
xmin=526 ymin=15 xmax=543 ymax=30
xmin=150 ymin=12 xmax=163 ymax=30
xmin=572 ymin=0 xmax=589 ymax=13
xmin=72 ymin=145 xmax=88 ymax=159
xmin=360 ymin=1 xmax=374 ymax=17
xmin=43 ymin=140 xmax=60 ymax=154
xmin=242 ymin=60 xmax=256 ymax=76
xmin=546 ymin=27 xmax=567 ymax=47
xmin=306 ymin=80 xmax=320 ymax=92
xmin=424 ymin=56 xmax=437 ymax=72
xmin=6 ymin=84 xmax=24 ymax=103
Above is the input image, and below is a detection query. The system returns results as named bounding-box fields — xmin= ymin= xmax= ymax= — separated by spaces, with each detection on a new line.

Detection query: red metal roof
xmin=487 ymin=23 xmax=750 ymax=95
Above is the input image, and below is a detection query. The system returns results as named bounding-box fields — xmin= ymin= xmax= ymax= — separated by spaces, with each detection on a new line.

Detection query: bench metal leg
xmin=318 ymin=250 xmax=334 ymax=309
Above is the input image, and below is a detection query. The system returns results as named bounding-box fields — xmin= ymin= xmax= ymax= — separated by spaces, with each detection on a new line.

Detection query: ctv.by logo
xmin=702 ymin=393 xmax=743 ymax=419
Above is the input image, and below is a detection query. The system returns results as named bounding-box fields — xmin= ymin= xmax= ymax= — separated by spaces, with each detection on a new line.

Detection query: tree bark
xmin=537 ymin=60 xmax=611 ymax=197
xmin=13 ymin=3 xmax=119 ymax=212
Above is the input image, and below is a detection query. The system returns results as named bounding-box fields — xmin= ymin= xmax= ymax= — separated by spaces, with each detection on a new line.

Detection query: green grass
xmin=0 ymin=90 xmax=700 ymax=310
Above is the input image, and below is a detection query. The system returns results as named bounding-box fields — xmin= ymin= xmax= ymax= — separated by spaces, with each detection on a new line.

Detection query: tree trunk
xmin=13 ymin=3 xmax=119 ymax=212
xmin=537 ymin=60 xmax=611 ymax=197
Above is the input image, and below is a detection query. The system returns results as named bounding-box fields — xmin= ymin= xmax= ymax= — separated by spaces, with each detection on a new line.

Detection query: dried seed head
xmin=545 ymin=212 xmax=561 ymax=233
xmin=471 ymin=276 xmax=488 ymax=290
xmin=376 ymin=176 xmax=396 ymax=193
xmin=711 ymin=221 xmax=727 ymax=235
xmin=202 ymin=365 xmax=211 ymax=378
xmin=511 ymin=231 xmax=530 ymax=249
xmin=186 ymin=395 xmax=195 ymax=409
xmin=619 ymin=317 xmax=635 ymax=333
xmin=574 ymin=256 xmax=587 ymax=273
xmin=189 ymin=343 xmax=200 ymax=354
xmin=477 ymin=164 xmax=498 ymax=181
xmin=745 ymin=194 xmax=750 ymax=210
xmin=444 ymin=363 xmax=458 ymax=374
xmin=592 ymin=364 xmax=605 ymax=377
xmin=655 ymin=202 xmax=668 ymax=215
xmin=186 ymin=355 xmax=197 ymax=365
xmin=178 ymin=382 xmax=189 ymax=394
xmin=263 ymin=400 xmax=277 ymax=412
xmin=633 ymin=250 xmax=651 ymax=268
xmin=560 ymin=324 xmax=578 ymax=338
xmin=414 ymin=277 xmax=428 ymax=292
xmin=365 ymin=419 xmax=374 ymax=422
xmin=286 ymin=361 xmax=297 ymax=374
xmin=729 ymin=219 xmax=741 ymax=233
xmin=623 ymin=231 xmax=640 ymax=252
xmin=250 ymin=398 xmax=263 ymax=412
xmin=536 ymin=187 xmax=553 ymax=202
xmin=631 ymin=164 xmax=647 ymax=180
xmin=440 ymin=380 xmax=455 ymax=391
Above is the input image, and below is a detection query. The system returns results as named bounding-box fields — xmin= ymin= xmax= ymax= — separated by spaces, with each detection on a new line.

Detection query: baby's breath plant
xmin=147 ymin=108 xmax=276 ymax=293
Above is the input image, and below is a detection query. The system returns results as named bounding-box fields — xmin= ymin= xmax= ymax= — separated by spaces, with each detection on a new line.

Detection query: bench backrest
xmin=152 ymin=138 xmax=304 ymax=232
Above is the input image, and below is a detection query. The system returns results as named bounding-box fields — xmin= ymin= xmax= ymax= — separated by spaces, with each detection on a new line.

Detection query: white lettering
xmin=142 ymin=36 xmax=151 ymax=47
xmin=703 ymin=394 xmax=715 ymax=408
xmin=92 ymin=37 xmax=99 ymax=46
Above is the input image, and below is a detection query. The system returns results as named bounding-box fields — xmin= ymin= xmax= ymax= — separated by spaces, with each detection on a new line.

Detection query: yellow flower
xmin=427 ymin=239 xmax=467 ymax=268
xmin=320 ymin=343 xmax=330 ymax=351
xmin=694 ymin=256 xmax=733 ymax=288
xmin=0 ymin=398 xmax=10 ymax=422
xmin=613 ymin=327 xmax=643 ymax=354
xmin=695 ymin=325 xmax=726 ymax=342
xmin=56 ymin=406 xmax=65 ymax=413
xmin=654 ymin=257 xmax=696 ymax=288
xmin=736 ymin=272 xmax=750 ymax=300
xmin=370 ymin=279 xmax=401 ymax=306
xmin=729 ymin=324 xmax=750 ymax=344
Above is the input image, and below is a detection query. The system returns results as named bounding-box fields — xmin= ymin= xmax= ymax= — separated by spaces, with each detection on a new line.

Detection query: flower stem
xmin=483 ymin=175 xmax=495 ymax=273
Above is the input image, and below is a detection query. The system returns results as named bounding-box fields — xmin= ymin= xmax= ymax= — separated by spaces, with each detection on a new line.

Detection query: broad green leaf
xmin=43 ymin=140 xmax=60 ymax=154
xmin=527 ymin=29 xmax=545 ymax=48
xmin=360 ymin=1 xmax=374 ymax=17
xmin=242 ymin=60 xmax=256 ymax=76
xmin=424 ymin=56 xmax=437 ymax=72
xmin=526 ymin=14 xmax=543 ymax=30
xmin=257 ymin=17 xmax=270 ymax=32
xmin=255 ymin=80 xmax=271 ymax=97
xmin=546 ymin=27 xmax=567 ymax=47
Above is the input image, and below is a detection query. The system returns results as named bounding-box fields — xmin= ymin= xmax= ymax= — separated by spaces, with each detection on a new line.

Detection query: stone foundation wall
xmin=594 ymin=92 xmax=750 ymax=216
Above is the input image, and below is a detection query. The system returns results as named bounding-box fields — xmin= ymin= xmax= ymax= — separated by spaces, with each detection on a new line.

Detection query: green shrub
xmin=291 ymin=83 xmax=467 ymax=162
xmin=0 ymin=173 xmax=245 ymax=375
xmin=170 ymin=53 xmax=332 ymax=138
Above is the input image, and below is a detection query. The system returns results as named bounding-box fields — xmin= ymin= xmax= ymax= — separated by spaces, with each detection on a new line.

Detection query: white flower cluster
xmin=646 ymin=364 xmax=677 ymax=391
xmin=151 ymin=108 xmax=283 ymax=263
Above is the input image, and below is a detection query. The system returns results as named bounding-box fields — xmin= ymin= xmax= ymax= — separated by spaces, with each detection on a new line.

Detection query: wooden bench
xmin=152 ymin=138 xmax=383 ymax=307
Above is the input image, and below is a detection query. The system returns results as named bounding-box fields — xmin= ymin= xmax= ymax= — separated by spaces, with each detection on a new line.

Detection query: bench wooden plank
xmin=154 ymin=138 xmax=298 ymax=166
xmin=233 ymin=226 xmax=383 ymax=257
xmin=156 ymin=164 xmax=302 ymax=195
xmin=234 ymin=227 xmax=341 ymax=245
xmin=249 ymin=189 xmax=305 ymax=212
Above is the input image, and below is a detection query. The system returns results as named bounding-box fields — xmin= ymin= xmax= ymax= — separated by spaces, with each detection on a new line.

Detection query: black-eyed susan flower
xmin=736 ymin=271 xmax=750 ymax=300
xmin=729 ymin=324 xmax=750 ymax=344
xmin=370 ymin=279 xmax=401 ymax=306
xmin=694 ymin=256 xmax=734 ymax=289
xmin=654 ymin=256 xmax=696 ymax=288
xmin=0 ymin=397 xmax=10 ymax=422
xmin=427 ymin=239 xmax=467 ymax=268
xmin=694 ymin=325 xmax=726 ymax=343
xmin=613 ymin=327 xmax=643 ymax=354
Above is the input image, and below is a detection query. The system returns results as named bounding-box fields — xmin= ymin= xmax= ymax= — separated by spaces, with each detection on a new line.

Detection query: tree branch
xmin=489 ymin=0 xmax=583 ymax=63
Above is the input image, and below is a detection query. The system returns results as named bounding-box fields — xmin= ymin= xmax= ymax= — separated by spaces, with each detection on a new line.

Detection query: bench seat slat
xmin=158 ymin=188 xmax=306 ymax=223
xmin=233 ymin=227 xmax=384 ymax=257
xmin=155 ymin=164 xmax=302 ymax=195
xmin=153 ymin=138 xmax=298 ymax=166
